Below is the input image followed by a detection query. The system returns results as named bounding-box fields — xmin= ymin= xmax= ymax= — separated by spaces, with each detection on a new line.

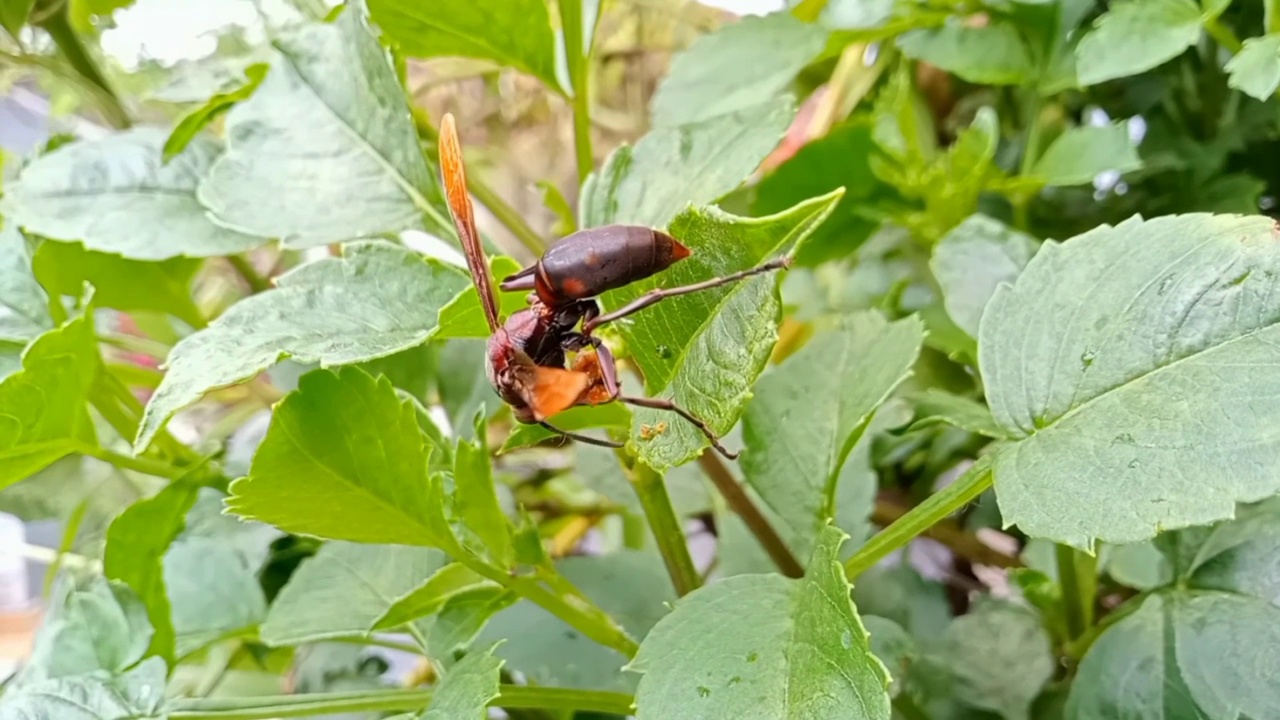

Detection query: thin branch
xmin=226 ymin=254 xmax=272 ymax=294
xmin=33 ymin=5 xmax=131 ymax=129
xmin=870 ymin=498 xmax=1021 ymax=570
xmin=620 ymin=451 xmax=701 ymax=596
xmin=558 ymin=0 xmax=595 ymax=185
xmin=698 ymin=453 xmax=804 ymax=578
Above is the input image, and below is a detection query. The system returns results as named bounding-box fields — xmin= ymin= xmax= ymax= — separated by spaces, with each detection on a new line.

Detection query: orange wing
xmin=438 ymin=113 xmax=501 ymax=333
xmin=515 ymin=365 xmax=591 ymax=421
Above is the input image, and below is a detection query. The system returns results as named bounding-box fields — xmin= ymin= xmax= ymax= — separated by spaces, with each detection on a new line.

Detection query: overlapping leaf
xmin=33 ymin=241 xmax=205 ymax=328
xmin=937 ymin=600 xmax=1054 ymax=720
xmin=0 ymin=223 xmax=50 ymax=345
xmin=136 ymin=242 xmax=469 ymax=451
xmin=0 ymin=128 xmax=261 ymax=259
xmin=420 ymin=643 xmax=504 ymax=720
xmin=1075 ymin=0 xmax=1204 ymax=86
xmin=197 ymin=0 xmax=448 ymax=247
xmin=1030 ymin=123 xmax=1142 ymax=186
xmin=19 ymin=577 xmax=152 ymax=684
xmin=1226 ymin=34 xmax=1280 ymax=100
xmin=931 ymin=214 xmax=1039 ymax=339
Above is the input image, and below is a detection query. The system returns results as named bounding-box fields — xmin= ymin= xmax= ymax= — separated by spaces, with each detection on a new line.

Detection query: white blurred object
xmin=699 ymin=0 xmax=786 ymax=15
xmin=0 ymin=513 xmax=29 ymax=612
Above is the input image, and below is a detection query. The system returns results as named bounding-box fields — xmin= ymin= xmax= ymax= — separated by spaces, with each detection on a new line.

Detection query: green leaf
xmin=906 ymin=388 xmax=1008 ymax=439
xmin=420 ymin=643 xmax=504 ymax=720
xmin=421 ymin=586 xmax=518 ymax=661
xmin=197 ymin=2 xmax=446 ymax=248
xmin=852 ymin=564 xmax=952 ymax=642
xmin=1075 ymin=0 xmax=1203 ymax=86
xmin=368 ymin=0 xmax=560 ymax=91
xmin=981 ymin=214 xmax=1280 ymax=549
xmin=1030 ymin=123 xmax=1143 ymax=186
xmin=1102 ymin=540 xmax=1172 ymax=590
xmin=32 ymin=241 xmax=205 ymax=329
xmin=605 ymin=192 xmax=843 ymax=469
xmin=897 ymin=22 xmax=1035 ymax=85
xmin=453 ymin=413 xmax=514 ymax=566
xmin=0 ymin=313 xmax=99 ymax=490
xmin=628 ymin=525 xmax=891 ymax=718
xmin=68 ymin=0 xmax=135 ymax=34
xmin=377 ymin=563 xmax=495 ymax=630
xmin=136 ymin=242 xmax=469 ymax=452
xmin=103 ymin=480 xmax=200 ymax=665
xmin=163 ymin=63 xmax=268 ymax=162
xmin=227 ymin=366 xmax=453 ymax=547
xmin=0 ymin=222 xmax=51 ymax=344
xmin=1067 ymin=591 xmax=1280 ymax=719
xmin=1226 ymin=33 xmax=1280 ymax=100
xmin=742 ymin=312 xmax=923 ymax=559
xmin=581 ymin=98 xmax=796 ymax=229
xmin=435 ymin=256 xmax=528 ymax=339
xmin=862 ymin=616 xmax=914 ymax=698
xmin=164 ymin=536 xmax=269 ymax=657
xmin=436 ymin=339 xmax=496 ymax=440
xmin=0 ymin=0 xmax=35 ymax=37
xmin=931 ymin=214 xmax=1039 ymax=339
xmin=938 ymin=600 xmax=1054 ymax=720
xmin=0 ymin=128 xmax=261 ymax=260
xmin=0 ymin=656 xmax=166 ymax=720
xmin=501 ymin=403 xmax=632 ymax=452
xmin=259 ymin=541 xmax=447 ymax=646
xmin=20 ymin=577 xmax=152 ymax=683
xmin=651 ymin=11 xmax=827 ymax=126
xmin=1165 ymin=497 xmax=1280 ymax=601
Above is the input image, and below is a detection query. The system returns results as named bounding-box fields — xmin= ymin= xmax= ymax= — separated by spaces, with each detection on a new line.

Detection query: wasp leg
xmin=582 ymin=257 xmax=790 ymax=334
xmin=538 ymin=421 xmax=623 ymax=449
xmin=561 ymin=331 xmax=622 ymax=399
xmin=619 ymin=395 xmax=739 ymax=460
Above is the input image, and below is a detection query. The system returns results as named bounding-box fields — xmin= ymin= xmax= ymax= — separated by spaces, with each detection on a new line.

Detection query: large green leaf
xmin=897 ymin=22 xmax=1035 ymax=86
xmin=1226 ymin=33 xmax=1280 ymax=100
xmin=651 ymin=11 xmax=827 ymax=126
xmin=628 ymin=525 xmax=891 ymax=719
xmin=937 ymin=600 xmax=1054 ymax=720
xmin=32 ymin=241 xmax=205 ymax=329
xmin=226 ymin=366 xmax=453 ymax=547
xmin=0 ymin=313 xmax=100 ymax=490
xmin=742 ymin=312 xmax=923 ymax=559
xmin=259 ymin=541 xmax=448 ymax=646
xmin=103 ymin=480 xmax=200 ymax=665
xmin=420 ymin=643 xmax=504 ymax=720
xmin=197 ymin=1 xmax=446 ymax=248
xmin=581 ymin=98 xmax=796 ymax=229
xmin=453 ymin=415 xmax=514 ymax=566
xmin=164 ymin=537 xmax=269 ymax=657
xmin=19 ymin=577 xmax=152 ymax=683
xmin=368 ymin=0 xmax=560 ymax=91
xmin=931 ymin=214 xmax=1039 ymax=339
xmin=0 ymin=128 xmax=261 ymax=260
xmin=1075 ymin=0 xmax=1203 ymax=86
xmin=980 ymin=214 xmax=1280 ymax=548
xmin=0 ymin=223 xmax=51 ymax=345
xmin=602 ymin=192 xmax=842 ymax=469
xmin=1030 ymin=123 xmax=1143 ymax=186
xmin=0 ymin=657 xmax=166 ymax=720
xmin=136 ymin=242 xmax=468 ymax=452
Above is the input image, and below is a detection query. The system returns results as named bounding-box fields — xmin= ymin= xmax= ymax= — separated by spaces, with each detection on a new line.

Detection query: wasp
xmin=437 ymin=113 xmax=788 ymax=460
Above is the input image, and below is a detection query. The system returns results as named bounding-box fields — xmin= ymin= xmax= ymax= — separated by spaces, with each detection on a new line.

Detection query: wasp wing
xmin=438 ymin=113 xmax=501 ymax=333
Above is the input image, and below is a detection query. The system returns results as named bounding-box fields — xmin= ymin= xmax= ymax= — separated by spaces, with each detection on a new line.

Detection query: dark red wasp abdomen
xmin=500 ymin=225 xmax=691 ymax=306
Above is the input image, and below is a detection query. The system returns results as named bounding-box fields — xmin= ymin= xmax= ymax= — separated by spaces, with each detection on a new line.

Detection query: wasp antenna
xmin=439 ymin=113 xmax=501 ymax=334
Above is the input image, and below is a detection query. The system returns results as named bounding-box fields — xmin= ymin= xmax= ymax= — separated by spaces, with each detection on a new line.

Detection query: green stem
xmin=466 ymin=170 xmax=547 ymax=255
xmin=1268 ymin=0 xmax=1280 ymax=34
xmin=627 ymin=458 xmax=701 ymax=596
xmin=34 ymin=6 xmax=130 ymax=129
xmin=168 ymin=686 xmax=635 ymax=719
xmin=78 ymin=443 xmax=185 ymax=479
xmin=790 ymin=0 xmax=828 ymax=22
xmin=558 ymin=0 xmax=594 ymax=185
xmin=1014 ymin=93 xmax=1045 ymax=231
xmin=844 ymin=455 xmax=993 ymax=579
xmin=226 ymin=254 xmax=272 ymax=294
xmin=325 ymin=634 xmax=426 ymax=656
xmin=1204 ymin=18 xmax=1243 ymax=53
xmin=698 ymin=453 xmax=803 ymax=578
xmin=1056 ymin=544 xmax=1096 ymax=643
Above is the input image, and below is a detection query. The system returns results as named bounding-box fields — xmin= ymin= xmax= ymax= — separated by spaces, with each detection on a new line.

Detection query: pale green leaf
xmin=420 ymin=586 xmax=518 ymax=661
xmin=103 ymin=480 xmax=200 ymax=664
xmin=938 ymin=600 xmax=1054 ymax=720
xmin=453 ymin=414 xmax=514 ymax=566
xmin=852 ymin=564 xmax=953 ymax=642
xmin=1226 ymin=34 xmax=1280 ymax=100
xmin=0 ymin=128 xmax=261 ymax=260
xmin=0 ymin=657 xmax=166 ymax=720
xmin=0 ymin=313 xmax=99 ymax=490
xmin=19 ymin=577 xmax=151 ymax=684
xmin=981 ymin=214 xmax=1280 ymax=548
xmin=163 ymin=63 xmax=268 ymax=162
xmin=1075 ymin=0 xmax=1203 ymax=86
xmin=1031 ymin=123 xmax=1143 ymax=186
xmin=197 ymin=2 xmax=447 ymax=247
xmin=164 ymin=537 xmax=268 ymax=657
xmin=1166 ymin=497 xmax=1280 ymax=603
xmin=0 ymin=223 xmax=50 ymax=344
xmin=862 ymin=616 xmax=914 ymax=698
xmin=136 ymin=242 xmax=468 ymax=452
xmin=907 ymin=388 xmax=1007 ymax=439
xmin=421 ymin=643 xmax=504 ymax=720
xmin=259 ymin=541 xmax=447 ymax=646
xmin=628 ymin=525 xmax=891 ymax=719
xmin=897 ymin=22 xmax=1035 ymax=85
xmin=581 ymin=98 xmax=796 ymax=229
xmin=435 ymin=256 xmax=526 ymax=339
xmin=931 ymin=214 xmax=1039 ymax=339
xmin=651 ymin=11 xmax=827 ymax=126
xmin=1067 ymin=591 xmax=1280 ymax=719
xmin=33 ymin=241 xmax=205 ymax=329
xmin=226 ymin=366 xmax=454 ymax=548
xmin=376 ymin=563 xmax=495 ymax=630
xmin=1102 ymin=540 xmax=1172 ymax=590
xmin=742 ymin=312 xmax=923 ymax=559
xmin=604 ymin=192 xmax=843 ymax=469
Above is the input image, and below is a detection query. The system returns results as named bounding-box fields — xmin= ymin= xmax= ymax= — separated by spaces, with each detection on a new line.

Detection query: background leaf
xmin=162 ymin=63 xmax=268 ymax=162
xmin=897 ymin=23 xmax=1035 ymax=86
xmin=136 ymin=242 xmax=468 ymax=451
xmin=32 ymin=241 xmax=205 ymax=328
xmin=1030 ymin=123 xmax=1143 ymax=186
xmin=0 ymin=223 xmax=51 ymax=346
xmin=1075 ymin=0 xmax=1203 ymax=86
xmin=20 ymin=577 xmax=152 ymax=683
xmin=420 ymin=643 xmax=504 ymax=720
xmin=937 ymin=600 xmax=1054 ymax=720
xmin=981 ymin=214 xmax=1280 ymax=548
xmin=0 ymin=657 xmax=166 ymax=720
xmin=1226 ymin=34 xmax=1280 ymax=100
xmin=0 ymin=0 xmax=35 ymax=37
xmin=931 ymin=214 xmax=1039 ymax=338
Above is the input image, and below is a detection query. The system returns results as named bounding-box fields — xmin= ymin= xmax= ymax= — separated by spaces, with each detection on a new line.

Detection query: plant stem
xmin=226 ymin=254 xmax=272 ymax=294
xmin=1014 ymin=93 xmax=1045 ymax=231
xmin=78 ymin=443 xmax=185 ymax=479
xmin=1268 ymin=0 xmax=1280 ymax=34
xmin=1204 ymin=19 xmax=1243 ymax=53
xmin=169 ymin=686 xmax=635 ymax=719
xmin=790 ymin=0 xmax=828 ymax=22
xmin=558 ymin=0 xmax=594 ymax=185
xmin=870 ymin=499 xmax=1021 ymax=569
xmin=1056 ymin=543 xmax=1096 ymax=642
xmin=843 ymin=455 xmax=993 ymax=579
xmin=34 ymin=5 xmax=131 ymax=129
xmin=465 ymin=170 xmax=548 ymax=256
xmin=626 ymin=458 xmax=701 ymax=596
xmin=325 ymin=634 xmax=427 ymax=656
xmin=697 ymin=453 xmax=803 ymax=578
